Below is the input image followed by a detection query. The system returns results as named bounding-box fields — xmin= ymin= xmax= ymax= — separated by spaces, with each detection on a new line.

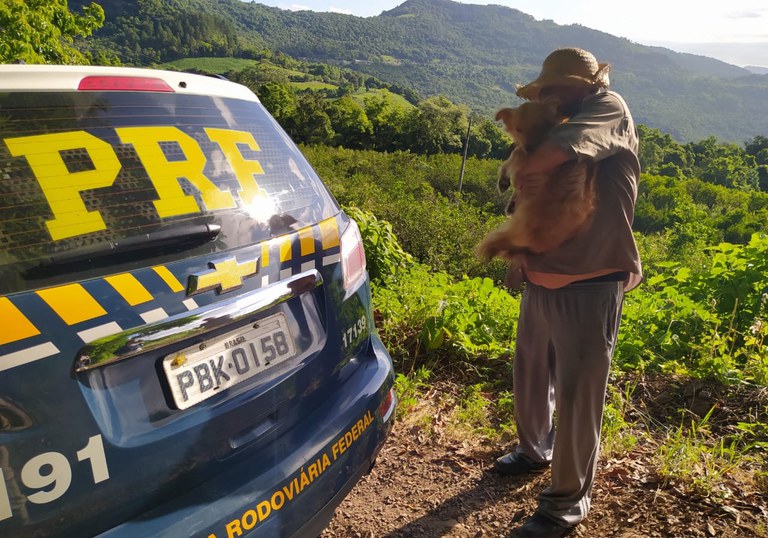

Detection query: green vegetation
xmin=0 ymin=0 xmax=105 ymax=64
xmin=304 ymin=143 xmax=767 ymax=501
xmin=655 ymin=407 xmax=742 ymax=497
xmin=336 ymin=203 xmax=768 ymax=386
xmin=600 ymin=384 xmax=639 ymax=457
xmin=160 ymin=56 xmax=261 ymax=73
xmin=393 ymin=367 xmax=431 ymax=418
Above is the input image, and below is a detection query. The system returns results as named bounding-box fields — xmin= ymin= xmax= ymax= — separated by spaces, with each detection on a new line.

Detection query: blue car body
xmin=0 ymin=65 xmax=396 ymax=537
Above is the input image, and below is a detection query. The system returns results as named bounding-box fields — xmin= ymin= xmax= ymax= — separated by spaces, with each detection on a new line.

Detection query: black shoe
xmin=516 ymin=512 xmax=575 ymax=538
xmin=493 ymin=452 xmax=549 ymax=476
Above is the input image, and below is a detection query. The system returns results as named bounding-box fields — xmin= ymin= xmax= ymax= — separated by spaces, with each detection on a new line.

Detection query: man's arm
xmin=517 ymin=139 xmax=573 ymax=177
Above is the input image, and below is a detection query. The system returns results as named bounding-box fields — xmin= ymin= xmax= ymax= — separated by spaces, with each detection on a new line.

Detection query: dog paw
xmin=474 ymin=244 xmax=492 ymax=262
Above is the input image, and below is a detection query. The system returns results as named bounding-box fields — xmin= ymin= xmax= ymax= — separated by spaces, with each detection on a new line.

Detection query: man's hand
xmin=517 ymin=139 xmax=573 ymax=177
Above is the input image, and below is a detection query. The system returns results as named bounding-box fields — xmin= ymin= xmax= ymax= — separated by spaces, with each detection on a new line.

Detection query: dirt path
xmin=322 ymin=378 xmax=767 ymax=538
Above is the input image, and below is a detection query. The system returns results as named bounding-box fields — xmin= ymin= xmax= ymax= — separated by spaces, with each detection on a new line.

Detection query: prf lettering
xmin=3 ymin=127 xmax=268 ymax=241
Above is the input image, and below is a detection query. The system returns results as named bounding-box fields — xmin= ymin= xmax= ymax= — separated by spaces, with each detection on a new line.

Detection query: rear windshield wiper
xmin=36 ymin=223 xmax=221 ymax=268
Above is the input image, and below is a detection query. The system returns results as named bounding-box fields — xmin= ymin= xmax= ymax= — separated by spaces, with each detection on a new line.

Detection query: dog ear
xmin=495 ymin=108 xmax=517 ymax=130
xmin=495 ymin=108 xmax=514 ymax=122
xmin=495 ymin=108 xmax=519 ymax=137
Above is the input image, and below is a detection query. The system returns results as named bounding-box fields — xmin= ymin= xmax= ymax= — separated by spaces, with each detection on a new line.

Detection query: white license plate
xmin=162 ymin=313 xmax=296 ymax=410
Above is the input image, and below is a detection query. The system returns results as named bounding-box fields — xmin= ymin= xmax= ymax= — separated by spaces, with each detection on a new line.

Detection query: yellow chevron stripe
xmin=105 ymin=273 xmax=154 ymax=306
xmin=0 ymin=298 xmax=40 ymax=345
xmin=279 ymin=235 xmax=292 ymax=263
xmin=299 ymin=226 xmax=316 ymax=256
xmin=318 ymin=217 xmax=340 ymax=249
xmin=152 ymin=265 xmax=184 ymax=293
xmin=261 ymin=241 xmax=270 ymax=267
xmin=36 ymin=284 xmax=107 ymax=325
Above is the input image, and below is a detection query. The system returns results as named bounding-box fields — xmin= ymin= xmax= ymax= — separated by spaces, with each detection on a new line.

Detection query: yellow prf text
xmin=3 ymin=127 xmax=268 ymax=241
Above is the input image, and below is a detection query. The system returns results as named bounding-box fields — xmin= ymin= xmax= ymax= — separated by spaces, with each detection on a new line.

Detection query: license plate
xmin=162 ymin=313 xmax=296 ymax=410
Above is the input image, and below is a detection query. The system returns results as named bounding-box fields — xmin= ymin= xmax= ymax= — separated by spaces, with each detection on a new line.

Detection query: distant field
xmin=292 ymin=81 xmax=338 ymax=90
xmin=160 ymin=57 xmax=307 ymax=79
xmin=352 ymin=89 xmax=414 ymax=110
xmin=380 ymin=55 xmax=402 ymax=65
xmin=159 ymin=57 xmax=260 ymax=73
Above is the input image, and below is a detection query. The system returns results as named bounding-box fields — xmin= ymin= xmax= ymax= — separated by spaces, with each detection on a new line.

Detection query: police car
xmin=0 ymin=64 xmax=396 ymax=537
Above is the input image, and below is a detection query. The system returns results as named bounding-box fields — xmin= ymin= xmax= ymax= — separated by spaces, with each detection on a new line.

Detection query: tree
xmin=0 ymin=0 xmax=104 ymax=64
xmin=364 ymin=92 xmax=410 ymax=152
xmin=292 ymin=93 xmax=334 ymax=145
xmin=744 ymin=135 xmax=768 ymax=162
xmin=256 ymin=82 xmax=297 ymax=127
xmin=407 ymin=96 xmax=469 ymax=155
xmin=468 ymin=117 xmax=508 ymax=159
xmin=325 ymin=97 xmax=373 ymax=149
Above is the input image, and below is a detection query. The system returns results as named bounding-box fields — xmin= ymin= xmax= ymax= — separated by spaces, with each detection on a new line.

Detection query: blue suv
xmin=0 ymin=64 xmax=396 ymax=537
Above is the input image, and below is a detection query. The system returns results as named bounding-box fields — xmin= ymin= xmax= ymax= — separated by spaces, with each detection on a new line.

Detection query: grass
xmin=601 ymin=382 xmax=640 ymax=457
xmin=393 ymin=367 xmax=432 ymax=419
xmin=159 ymin=57 xmax=310 ymax=81
xmin=159 ymin=57 xmax=260 ymax=73
xmin=352 ymin=89 xmax=414 ymax=111
xmin=392 ymin=365 xmax=768 ymax=505
xmin=447 ymin=383 xmax=495 ymax=438
xmin=379 ymin=55 xmax=402 ymax=65
xmin=291 ymin=81 xmax=338 ymax=91
xmin=653 ymin=406 xmax=745 ymax=497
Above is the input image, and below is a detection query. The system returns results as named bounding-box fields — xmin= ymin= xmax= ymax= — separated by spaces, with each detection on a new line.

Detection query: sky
xmin=248 ymin=0 xmax=768 ymax=68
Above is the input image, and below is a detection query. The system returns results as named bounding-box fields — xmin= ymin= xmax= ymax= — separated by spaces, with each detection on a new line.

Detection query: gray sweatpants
xmin=513 ymin=279 xmax=625 ymax=526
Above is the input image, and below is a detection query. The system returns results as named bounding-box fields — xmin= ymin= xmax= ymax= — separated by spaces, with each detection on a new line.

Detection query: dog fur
xmin=475 ymin=101 xmax=597 ymax=272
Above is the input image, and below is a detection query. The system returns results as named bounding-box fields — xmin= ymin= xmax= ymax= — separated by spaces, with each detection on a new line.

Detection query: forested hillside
xmin=70 ymin=0 xmax=768 ymax=143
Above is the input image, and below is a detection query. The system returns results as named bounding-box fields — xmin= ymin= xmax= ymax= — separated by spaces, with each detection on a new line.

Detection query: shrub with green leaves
xmin=374 ymin=264 xmax=519 ymax=371
xmin=618 ymin=233 xmax=768 ymax=384
xmin=347 ymin=207 xmax=519 ymax=370
xmin=344 ymin=205 xmax=413 ymax=284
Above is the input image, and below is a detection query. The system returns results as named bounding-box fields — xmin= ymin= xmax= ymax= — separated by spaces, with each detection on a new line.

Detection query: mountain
xmin=73 ymin=0 xmax=768 ymax=143
xmin=746 ymin=66 xmax=768 ymax=75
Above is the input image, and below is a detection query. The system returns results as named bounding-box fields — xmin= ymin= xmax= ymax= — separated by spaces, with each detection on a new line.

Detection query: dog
xmin=475 ymin=100 xmax=597 ymax=286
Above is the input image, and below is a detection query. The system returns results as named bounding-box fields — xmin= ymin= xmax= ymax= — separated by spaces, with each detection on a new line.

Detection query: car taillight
xmin=377 ymin=388 xmax=396 ymax=421
xmin=78 ymin=76 xmax=174 ymax=92
xmin=340 ymin=220 xmax=367 ymax=293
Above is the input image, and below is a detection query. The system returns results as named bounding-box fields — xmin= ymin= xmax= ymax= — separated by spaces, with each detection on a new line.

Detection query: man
xmin=493 ymin=48 xmax=643 ymax=538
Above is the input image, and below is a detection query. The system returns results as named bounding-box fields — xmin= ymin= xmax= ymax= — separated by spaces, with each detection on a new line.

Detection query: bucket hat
xmin=516 ymin=48 xmax=610 ymax=101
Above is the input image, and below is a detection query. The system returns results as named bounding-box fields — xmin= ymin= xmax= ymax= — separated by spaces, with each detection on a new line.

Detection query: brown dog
xmin=476 ymin=101 xmax=597 ymax=279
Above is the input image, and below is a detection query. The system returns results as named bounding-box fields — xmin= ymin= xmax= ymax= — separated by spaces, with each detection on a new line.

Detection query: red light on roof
xmin=78 ymin=76 xmax=174 ymax=92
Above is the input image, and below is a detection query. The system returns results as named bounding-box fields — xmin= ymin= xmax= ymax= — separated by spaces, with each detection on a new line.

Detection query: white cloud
xmin=329 ymin=6 xmax=354 ymax=14
xmin=726 ymin=9 xmax=763 ymax=19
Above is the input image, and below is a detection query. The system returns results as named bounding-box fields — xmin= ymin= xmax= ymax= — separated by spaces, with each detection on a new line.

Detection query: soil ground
xmin=321 ymin=374 xmax=767 ymax=538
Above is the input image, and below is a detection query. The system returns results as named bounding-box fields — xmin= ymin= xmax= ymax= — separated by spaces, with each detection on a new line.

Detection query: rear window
xmin=0 ymin=90 xmax=338 ymax=294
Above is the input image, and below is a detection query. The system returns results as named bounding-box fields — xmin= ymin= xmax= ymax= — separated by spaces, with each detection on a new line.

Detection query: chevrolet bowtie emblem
xmin=186 ymin=256 xmax=260 ymax=296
